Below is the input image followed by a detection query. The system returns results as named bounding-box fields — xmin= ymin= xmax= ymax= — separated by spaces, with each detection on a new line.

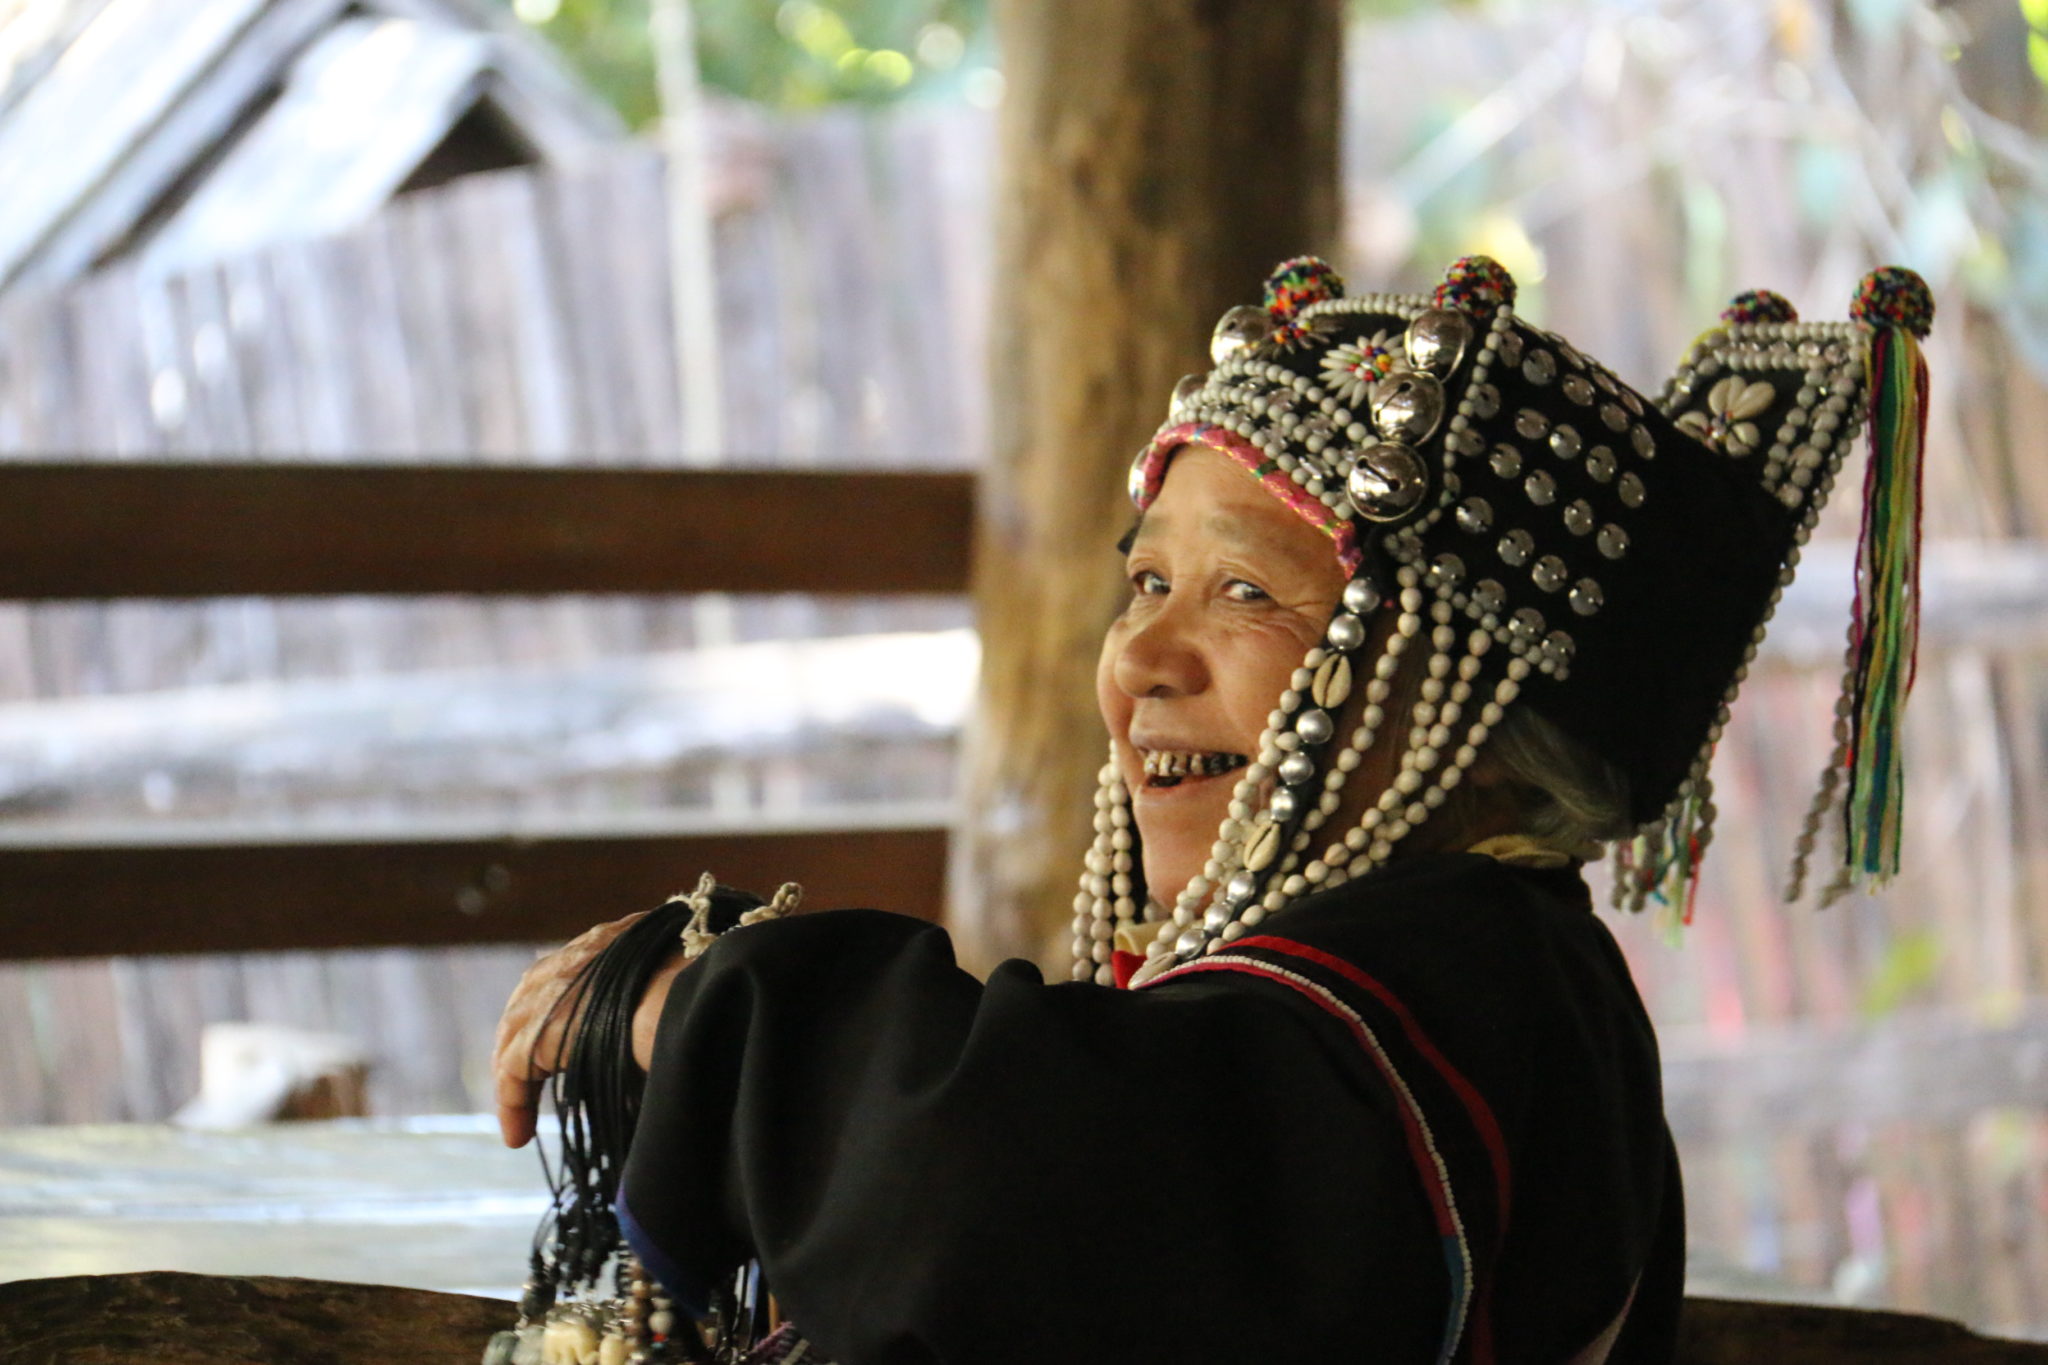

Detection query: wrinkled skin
xmin=1097 ymin=444 xmax=1349 ymax=905
xmin=492 ymin=910 xmax=689 ymax=1148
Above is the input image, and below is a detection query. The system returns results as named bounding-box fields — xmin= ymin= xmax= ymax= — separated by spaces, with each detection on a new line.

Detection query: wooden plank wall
xmin=0 ymin=106 xmax=994 ymax=1124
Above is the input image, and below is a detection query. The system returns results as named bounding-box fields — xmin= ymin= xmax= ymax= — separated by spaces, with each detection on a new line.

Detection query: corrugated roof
xmin=0 ymin=0 xmax=621 ymax=295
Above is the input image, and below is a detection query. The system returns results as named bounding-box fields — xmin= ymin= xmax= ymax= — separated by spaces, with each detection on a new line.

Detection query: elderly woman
xmin=493 ymin=256 xmax=1933 ymax=1365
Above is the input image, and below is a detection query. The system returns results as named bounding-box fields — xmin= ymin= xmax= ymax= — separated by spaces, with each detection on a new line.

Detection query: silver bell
xmin=1169 ymin=373 xmax=1205 ymax=417
xmin=1345 ymin=442 xmax=1431 ymax=522
xmin=1404 ymin=308 xmax=1474 ymax=376
xmin=1211 ymin=305 xmax=1274 ymax=364
xmin=1369 ymin=372 xmax=1446 ymax=445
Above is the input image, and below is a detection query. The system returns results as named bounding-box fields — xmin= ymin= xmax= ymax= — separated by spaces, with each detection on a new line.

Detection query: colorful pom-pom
xmin=1850 ymin=266 xmax=1935 ymax=339
xmin=1432 ymin=255 xmax=1517 ymax=314
xmin=1262 ymin=256 xmax=1345 ymax=319
xmin=1721 ymin=289 xmax=1799 ymax=325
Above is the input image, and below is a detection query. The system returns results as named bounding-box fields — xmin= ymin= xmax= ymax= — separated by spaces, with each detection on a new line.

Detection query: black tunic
xmin=619 ymin=852 xmax=1683 ymax=1364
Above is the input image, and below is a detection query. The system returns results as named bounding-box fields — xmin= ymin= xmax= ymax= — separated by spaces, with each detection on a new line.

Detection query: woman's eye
xmin=1225 ymin=579 xmax=1270 ymax=603
xmin=1130 ymin=569 xmax=1167 ymax=595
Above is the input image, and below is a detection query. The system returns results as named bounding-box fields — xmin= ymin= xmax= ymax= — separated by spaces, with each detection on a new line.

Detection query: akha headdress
xmin=1074 ymin=254 xmax=1934 ymax=987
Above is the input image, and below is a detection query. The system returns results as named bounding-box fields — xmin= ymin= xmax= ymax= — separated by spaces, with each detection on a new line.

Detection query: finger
xmin=496 ymin=1066 xmax=542 ymax=1148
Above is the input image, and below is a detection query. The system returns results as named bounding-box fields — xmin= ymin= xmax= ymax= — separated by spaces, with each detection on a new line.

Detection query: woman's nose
xmin=1114 ymin=605 xmax=1209 ymax=698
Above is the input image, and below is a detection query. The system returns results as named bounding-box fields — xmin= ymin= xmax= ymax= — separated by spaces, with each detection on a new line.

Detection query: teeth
xmin=1140 ymin=750 xmax=1249 ymax=780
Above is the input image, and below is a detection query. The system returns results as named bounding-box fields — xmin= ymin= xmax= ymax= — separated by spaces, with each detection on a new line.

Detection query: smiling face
xmin=1097 ymin=444 xmax=1350 ymax=907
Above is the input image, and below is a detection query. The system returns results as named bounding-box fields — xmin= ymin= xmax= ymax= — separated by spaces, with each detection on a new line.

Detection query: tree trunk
xmin=951 ymin=0 xmax=1343 ymax=972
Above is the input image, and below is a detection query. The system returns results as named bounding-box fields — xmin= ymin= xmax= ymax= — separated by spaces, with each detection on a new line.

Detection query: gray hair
xmin=1483 ymin=704 xmax=1636 ymax=848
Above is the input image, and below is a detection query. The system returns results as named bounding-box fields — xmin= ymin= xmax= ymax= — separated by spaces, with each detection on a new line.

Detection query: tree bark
xmin=951 ymin=0 xmax=1343 ymax=972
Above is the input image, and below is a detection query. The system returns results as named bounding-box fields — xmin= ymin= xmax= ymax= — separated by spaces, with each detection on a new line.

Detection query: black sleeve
xmin=618 ymin=909 xmax=1450 ymax=1365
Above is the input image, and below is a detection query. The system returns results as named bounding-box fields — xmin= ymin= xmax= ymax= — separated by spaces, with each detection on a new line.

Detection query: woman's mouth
xmin=1139 ymin=749 xmax=1250 ymax=789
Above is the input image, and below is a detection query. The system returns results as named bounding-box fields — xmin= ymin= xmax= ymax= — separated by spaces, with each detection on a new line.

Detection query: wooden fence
xmin=0 ymin=107 xmax=994 ymax=1127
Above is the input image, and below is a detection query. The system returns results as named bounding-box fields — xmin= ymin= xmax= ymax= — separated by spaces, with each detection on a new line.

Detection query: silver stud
xmin=1342 ymin=577 xmax=1381 ymax=614
xmin=1631 ymin=425 xmax=1656 ymax=459
xmin=1466 ymin=382 xmax=1500 ymax=419
xmin=1532 ymin=555 xmax=1567 ymax=592
xmin=1346 ymin=443 xmax=1432 ymax=522
xmin=1514 ymin=408 xmax=1549 ymax=440
xmin=1210 ymin=304 xmax=1272 ymax=364
xmin=1542 ymin=630 xmax=1576 ymax=667
xmin=1570 ymin=579 xmax=1605 ymax=616
xmin=1597 ymin=524 xmax=1629 ymax=559
xmin=1176 ymin=926 xmax=1206 ymax=956
xmin=1496 ymin=330 xmax=1525 ymax=365
xmin=1429 ymin=553 xmax=1466 ymax=587
xmin=1473 ymin=578 xmax=1506 ymax=613
xmin=1327 ymin=612 xmax=1367 ymax=651
xmin=1585 ymin=446 xmax=1616 ymax=482
xmin=1524 ymin=470 xmax=1557 ymax=505
xmin=1370 ymin=372 xmax=1446 ymax=445
xmin=1600 ymin=403 xmax=1628 ymax=432
xmin=1563 ymin=500 xmax=1594 ymax=534
xmin=1269 ymin=788 xmax=1300 ymax=823
xmin=1522 ymin=350 xmax=1557 ymax=385
xmin=1456 ymin=497 xmax=1494 ymax=535
xmin=1170 ymin=373 xmax=1205 ymax=416
xmin=1296 ymin=708 xmax=1334 ymax=746
xmin=1561 ymin=375 xmax=1595 ymax=405
xmin=1489 ymin=444 xmax=1523 ymax=479
xmin=1498 ymin=529 xmax=1535 ymax=567
xmin=1549 ymin=424 xmax=1582 ymax=459
xmin=1404 ymin=308 xmax=1474 ymax=375
xmin=1509 ymin=607 xmax=1545 ymax=643
xmin=1226 ymin=870 xmax=1258 ymax=904
xmin=1618 ymin=472 xmax=1646 ymax=508
xmin=1278 ymin=751 xmax=1317 ymax=786
xmin=1203 ymin=900 xmax=1233 ymax=932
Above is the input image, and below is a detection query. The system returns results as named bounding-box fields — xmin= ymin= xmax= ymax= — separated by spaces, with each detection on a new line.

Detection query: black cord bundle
xmin=528 ymin=886 xmax=766 ymax=1295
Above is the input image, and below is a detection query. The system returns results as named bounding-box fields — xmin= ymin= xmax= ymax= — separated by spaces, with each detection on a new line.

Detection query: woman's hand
xmin=492 ymin=910 xmax=653 ymax=1148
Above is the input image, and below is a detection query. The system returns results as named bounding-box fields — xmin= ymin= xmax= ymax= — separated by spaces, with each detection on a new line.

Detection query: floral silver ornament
xmin=1345 ymin=443 xmax=1431 ymax=522
xmin=1369 ymin=372 xmax=1446 ymax=445
xmin=1404 ymin=308 xmax=1474 ymax=375
xmin=1210 ymin=305 xmax=1274 ymax=364
xmin=1318 ymin=331 xmax=1400 ymax=408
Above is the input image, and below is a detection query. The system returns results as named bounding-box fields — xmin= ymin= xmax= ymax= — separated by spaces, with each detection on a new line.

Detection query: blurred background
xmin=0 ymin=0 xmax=2043 ymax=1339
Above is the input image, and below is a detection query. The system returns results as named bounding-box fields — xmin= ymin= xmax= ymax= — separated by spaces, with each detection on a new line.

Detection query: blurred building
xmin=0 ymin=0 xmax=621 ymax=296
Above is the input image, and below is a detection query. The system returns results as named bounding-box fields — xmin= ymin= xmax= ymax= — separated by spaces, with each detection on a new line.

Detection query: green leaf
xmin=2023 ymin=0 xmax=2048 ymax=34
